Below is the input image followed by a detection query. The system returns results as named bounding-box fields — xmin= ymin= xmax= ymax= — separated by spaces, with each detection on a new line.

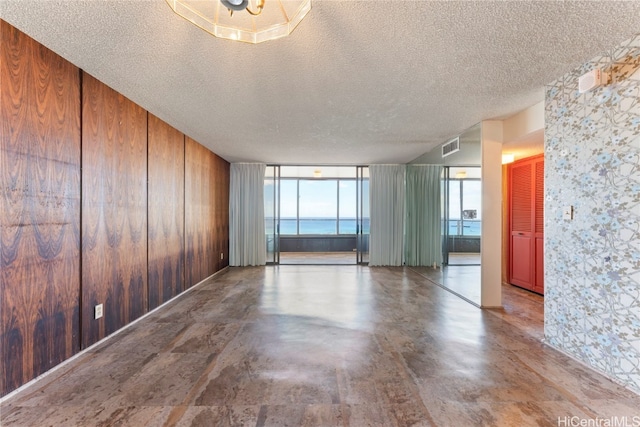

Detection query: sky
xmin=280 ymin=179 xmax=362 ymax=219
xmin=267 ymin=178 xmax=481 ymax=220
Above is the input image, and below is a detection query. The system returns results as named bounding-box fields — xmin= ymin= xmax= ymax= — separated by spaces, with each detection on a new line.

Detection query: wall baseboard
xmin=541 ymin=338 xmax=640 ymax=397
xmin=0 ymin=267 xmax=229 ymax=404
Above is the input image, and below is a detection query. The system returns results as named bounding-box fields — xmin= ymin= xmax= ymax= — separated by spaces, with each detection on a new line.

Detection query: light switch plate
xmin=562 ymin=205 xmax=573 ymax=220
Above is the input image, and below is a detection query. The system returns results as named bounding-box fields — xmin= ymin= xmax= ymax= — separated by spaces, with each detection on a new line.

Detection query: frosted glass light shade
xmin=166 ymin=0 xmax=311 ymax=43
xmin=502 ymin=154 xmax=515 ymax=164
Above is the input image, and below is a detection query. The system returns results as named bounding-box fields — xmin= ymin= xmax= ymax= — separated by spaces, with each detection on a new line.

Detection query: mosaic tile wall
xmin=544 ymin=33 xmax=640 ymax=393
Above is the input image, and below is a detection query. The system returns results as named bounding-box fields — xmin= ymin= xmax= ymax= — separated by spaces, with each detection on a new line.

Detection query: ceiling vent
xmin=442 ymin=137 xmax=460 ymax=158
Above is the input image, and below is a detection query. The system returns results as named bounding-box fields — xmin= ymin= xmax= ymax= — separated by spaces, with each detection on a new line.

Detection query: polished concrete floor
xmin=279 ymin=252 xmax=358 ymax=265
xmin=410 ymin=254 xmax=485 ymax=306
xmin=2 ymin=266 xmax=640 ymax=426
xmin=410 ymin=264 xmax=481 ymax=307
xmin=446 ymin=253 xmax=481 ymax=266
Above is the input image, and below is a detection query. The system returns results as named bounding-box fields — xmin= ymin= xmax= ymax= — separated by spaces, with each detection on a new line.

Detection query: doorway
xmin=264 ymin=166 xmax=369 ymax=265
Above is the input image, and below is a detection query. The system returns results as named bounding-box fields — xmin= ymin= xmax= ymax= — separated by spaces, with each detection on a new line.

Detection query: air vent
xmin=442 ymin=137 xmax=460 ymax=158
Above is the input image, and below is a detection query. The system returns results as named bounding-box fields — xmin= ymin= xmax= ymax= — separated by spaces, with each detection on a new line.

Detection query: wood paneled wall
xmin=148 ymin=114 xmax=185 ymax=310
xmin=1 ymin=21 xmax=230 ymax=396
xmin=81 ymin=73 xmax=148 ymax=347
xmin=185 ymin=138 xmax=230 ymax=288
xmin=214 ymin=156 xmax=230 ymax=273
xmin=1 ymin=21 xmax=81 ymax=394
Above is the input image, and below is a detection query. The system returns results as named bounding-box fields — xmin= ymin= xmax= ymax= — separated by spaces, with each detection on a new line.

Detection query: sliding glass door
xmin=264 ymin=165 xmax=280 ymax=265
xmin=356 ymin=166 xmax=369 ymax=264
xmin=442 ymin=167 xmax=450 ymax=265
xmin=264 ymin=166 xmax=369 ymax=265
xmin=442 ymin=166 xmax=481 ymax=266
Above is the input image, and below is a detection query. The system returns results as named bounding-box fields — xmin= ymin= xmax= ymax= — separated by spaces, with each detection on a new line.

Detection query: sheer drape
xmin=230 ymin=163 xmax=266 ymax=266
xmin=405 ymin=165 xmax=442 ymax=266
xmin=369 ymin=165 xmax=406 ymax=266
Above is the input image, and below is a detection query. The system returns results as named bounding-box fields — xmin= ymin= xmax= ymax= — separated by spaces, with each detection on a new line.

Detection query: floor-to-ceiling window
xmin=410 ymin=123 xmax=482 ymax=306
xmin=265 ymin=166 xmax=369 ymax=265
xmin=265 ymin=165 xmax=279 ymax=264
xmin=443 ymin=166 xmax=481 ymax=266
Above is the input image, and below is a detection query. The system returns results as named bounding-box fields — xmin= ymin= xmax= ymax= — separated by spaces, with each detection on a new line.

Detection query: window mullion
xmin=336 ymin=179 xmax=340 ymax=235
xmin=296 ymin=179 xmax=300 ymax=235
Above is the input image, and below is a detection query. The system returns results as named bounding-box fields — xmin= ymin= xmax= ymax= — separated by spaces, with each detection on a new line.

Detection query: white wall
xmin=410 ymin=124 xmax=481 ymax=166
xmin=503 ymin=101 xmax=544 ymax=143
xmin=480 ymin=121 xmax=503 ymax=307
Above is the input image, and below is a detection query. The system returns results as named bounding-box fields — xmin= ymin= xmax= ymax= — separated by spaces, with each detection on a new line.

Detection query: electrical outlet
xmin=95 ymin=304 xmax=103 ymax=320
xmin=220 ymin=252 xmax=224 ymax=260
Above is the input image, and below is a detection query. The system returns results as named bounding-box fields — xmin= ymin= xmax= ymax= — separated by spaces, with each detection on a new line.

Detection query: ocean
xmin=265 ymin=218 xmax=368 ymax=235
xmin=446 ymin=220 xmax=481 ymax=236
xmin=266 ymin=218 xmax=481 ymax=236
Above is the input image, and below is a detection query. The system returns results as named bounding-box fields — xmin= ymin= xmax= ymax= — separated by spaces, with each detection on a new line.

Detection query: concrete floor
xmin=410 ymin=264 xmax=482 ymax=307
xmin=2 ymin=266 xmax=639 ymax=426
xmin=279 ymin=252 xmax=358 ymax=265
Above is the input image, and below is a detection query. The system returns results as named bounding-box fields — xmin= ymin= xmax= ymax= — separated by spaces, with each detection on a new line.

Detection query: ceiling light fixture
xmin=166 ymin=0 xmax=311 ymax=44
xmin=502 ymin=154 xmax=515 ymax=164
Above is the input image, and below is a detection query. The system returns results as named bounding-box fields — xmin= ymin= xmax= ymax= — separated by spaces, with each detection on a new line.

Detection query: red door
xmin=533 ymin=160 xmax=544 ymax=294
xmin=508 ymin=155 xmax=544 ymax=295
xmin=510 ymin=161 xmax=534 ymax=290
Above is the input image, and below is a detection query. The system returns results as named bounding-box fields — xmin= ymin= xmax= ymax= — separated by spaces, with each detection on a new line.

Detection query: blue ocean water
xmin=268 ymin=218 xmax=369 ymax=235
xmin=447 ymin=220 xmax=481 ymax=236
xmin=266 ymin=218 xmax=480 ymax=236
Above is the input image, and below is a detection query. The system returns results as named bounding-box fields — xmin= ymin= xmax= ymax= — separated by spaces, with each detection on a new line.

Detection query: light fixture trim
xmin=166 ymin=0 xmax=311 ymax=44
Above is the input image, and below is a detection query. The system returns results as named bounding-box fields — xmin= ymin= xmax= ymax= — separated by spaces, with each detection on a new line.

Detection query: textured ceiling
xmin=2 ymin=1 xmax=640 ymax=165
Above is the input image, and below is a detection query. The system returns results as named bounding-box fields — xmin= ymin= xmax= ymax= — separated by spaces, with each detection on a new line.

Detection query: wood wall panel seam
xmin=81 ymin=73 xmax=148 ymax=348
xmin=1 ymin=20 xmax=230 ymax=397
xmin=147 ymin=113 xmax=184 ymax=310
xmin=1 ymin=20 xmax=81 ymax=396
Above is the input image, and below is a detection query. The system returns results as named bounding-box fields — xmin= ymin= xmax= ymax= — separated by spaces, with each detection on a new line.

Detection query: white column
xmin=480 ymin=121 xmax=503 ymax=307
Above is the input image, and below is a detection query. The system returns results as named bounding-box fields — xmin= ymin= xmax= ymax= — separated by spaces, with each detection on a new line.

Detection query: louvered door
xmin=508 ymin=155 xmax=544 ymax=294
xmin=510 ymin=162 xmax=533 ymax=289
xmin=534 ymin=160 xmax=545 ymax=294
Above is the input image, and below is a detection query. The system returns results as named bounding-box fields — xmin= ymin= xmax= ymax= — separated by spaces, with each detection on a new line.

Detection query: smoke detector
xmin=579 ymin=69 xmax=608 ymax=93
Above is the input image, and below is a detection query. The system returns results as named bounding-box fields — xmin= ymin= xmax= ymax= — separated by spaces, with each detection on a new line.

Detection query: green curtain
xmin=405 ymin=165 xmax=442 ymax=266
